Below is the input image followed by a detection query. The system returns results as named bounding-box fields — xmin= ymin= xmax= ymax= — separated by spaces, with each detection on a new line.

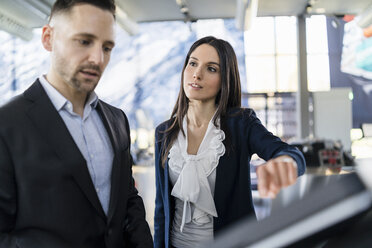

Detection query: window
xmin=244 ymin=15 xmax=330 ymax=93
xmin=243 ymin=16 xmax=330 ymax=139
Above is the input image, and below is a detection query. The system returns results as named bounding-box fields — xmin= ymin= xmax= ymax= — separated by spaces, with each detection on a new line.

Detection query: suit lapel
xmin=24 ymin=80 xmax=106 ymax=219
xmin=96 ymin=101 xmax=127 ymax=222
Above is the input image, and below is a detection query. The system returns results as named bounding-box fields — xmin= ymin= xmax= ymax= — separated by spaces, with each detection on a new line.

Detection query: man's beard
xmin=59 ymin=63 xmax=101 ymax=93
xmin=69 ymin=64 xmax=102 ymax=91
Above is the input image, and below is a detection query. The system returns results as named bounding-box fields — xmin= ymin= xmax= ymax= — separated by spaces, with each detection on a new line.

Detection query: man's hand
xmin=256 ymin=155 xmax=298 ymax=198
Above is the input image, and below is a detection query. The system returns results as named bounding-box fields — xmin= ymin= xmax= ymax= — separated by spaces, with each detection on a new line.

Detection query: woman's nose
xmin=193 ymin=68 xmax=201 ymax=79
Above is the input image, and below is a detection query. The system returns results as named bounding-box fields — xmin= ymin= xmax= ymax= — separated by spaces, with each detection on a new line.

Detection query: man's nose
xmin=88 ymin=45 xmax=104 ymax=65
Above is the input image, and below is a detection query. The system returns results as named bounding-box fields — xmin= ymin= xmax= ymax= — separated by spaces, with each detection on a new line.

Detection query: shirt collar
xmin=87 ymin=91 xmax=99 ymax=109
xmin=39 ymin=75 xmax=68 ymax=111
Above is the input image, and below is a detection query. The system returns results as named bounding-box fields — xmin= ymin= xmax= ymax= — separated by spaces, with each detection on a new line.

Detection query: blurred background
xmin=1 ymin=0 xmax=372 ymax=237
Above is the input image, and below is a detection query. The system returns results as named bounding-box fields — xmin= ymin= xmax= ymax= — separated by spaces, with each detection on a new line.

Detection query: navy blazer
xmin=154 ymin=108 xmax=306 ymax=248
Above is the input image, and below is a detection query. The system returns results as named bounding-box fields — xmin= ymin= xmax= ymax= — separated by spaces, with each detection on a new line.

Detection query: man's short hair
xmin=49 ymin=0 xmax=116 ymax=22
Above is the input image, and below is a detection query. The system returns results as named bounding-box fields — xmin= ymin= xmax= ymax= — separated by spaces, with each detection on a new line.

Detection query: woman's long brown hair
xmin=160 ymin=36 xmax=242 ymax=166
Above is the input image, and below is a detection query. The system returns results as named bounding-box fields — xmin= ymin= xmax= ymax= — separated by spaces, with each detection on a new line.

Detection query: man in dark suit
xmin=0 ymin=0 xmax=153 ymax=247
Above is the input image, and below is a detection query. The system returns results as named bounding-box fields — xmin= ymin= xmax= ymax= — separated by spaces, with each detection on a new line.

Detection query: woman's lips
xmin=189 ymin=82 xmax=202 ymax=89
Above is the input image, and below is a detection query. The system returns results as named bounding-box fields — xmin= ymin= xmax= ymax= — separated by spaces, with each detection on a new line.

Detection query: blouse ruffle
xmin=168 ymin=118 xmax=225 ymax=232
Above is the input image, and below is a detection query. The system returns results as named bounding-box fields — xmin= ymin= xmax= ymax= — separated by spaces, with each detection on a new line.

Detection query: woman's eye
xmin=208 ymin=67 xmax=217 ymax=72
xmin=189 ymin=61 xmax=196 ymax=66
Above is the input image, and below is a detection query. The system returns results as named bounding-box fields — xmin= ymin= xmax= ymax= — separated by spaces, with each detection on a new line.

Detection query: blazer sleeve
xmin=245 ymin=110 xmax=306 ymax=176
xmin=0 ymin=134 xmax=18 ymax=248
xmin=121 ymin=113 xmax=153 ymax=248
xmin=153 ymin=126 xmax=166 ymax=248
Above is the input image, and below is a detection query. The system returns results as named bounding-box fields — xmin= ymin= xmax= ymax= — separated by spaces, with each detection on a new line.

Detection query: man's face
xmin=47 ymin=4 xmax=115 ymax=94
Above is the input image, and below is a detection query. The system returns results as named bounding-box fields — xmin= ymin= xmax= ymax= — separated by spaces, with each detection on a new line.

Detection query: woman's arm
xmin=245 ymin=110 xmax=306 ymax=198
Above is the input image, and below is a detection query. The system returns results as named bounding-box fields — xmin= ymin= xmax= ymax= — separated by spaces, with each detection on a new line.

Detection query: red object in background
xmin=343 ymin=15 xmax=355 ymax=22
xmin=319 ymin=148 xmax=344 ymax=168
xmin=329 ymin=158 xmax=337 ymax=165
xmin=363 ymin=25 xmax=372 ymax=38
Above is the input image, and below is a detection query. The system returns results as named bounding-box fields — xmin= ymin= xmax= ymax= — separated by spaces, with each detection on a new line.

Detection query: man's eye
xmin=79 ymin=40 xmax=90 ymax=45
xmin=103 ymin=46 xmax=112 ymax=53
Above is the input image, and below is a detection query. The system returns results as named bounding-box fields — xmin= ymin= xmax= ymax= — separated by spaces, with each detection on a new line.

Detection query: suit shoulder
xmin=155 ymin=118 xmax=175 ymax=144
xmin=226 ymin=107 xmax=255 ymax=120
xmin=98 ymin=99 xmax=121 ymax=112
xmin=0 ymin=94 xmax=28 ymax=124
xmin=155 ymin=118 xmax=174 ymax=133
xmin=98 ymin=100 xmax=127 ymax=119
xmin=0 ymin=94 xmax=26 ymax=111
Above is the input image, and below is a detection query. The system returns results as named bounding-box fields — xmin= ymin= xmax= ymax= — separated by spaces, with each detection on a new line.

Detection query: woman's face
xmin=183 ymin=44 xmax=221 ymax=104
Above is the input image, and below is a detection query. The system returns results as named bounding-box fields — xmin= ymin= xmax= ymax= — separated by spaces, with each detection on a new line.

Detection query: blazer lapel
xmin=164 ymin=158 xmax=174 ymax=219
xmin=96 ymin=101 xmax=128 ymax=222
xmin=24 ymin=80 xmax=106 ymax=219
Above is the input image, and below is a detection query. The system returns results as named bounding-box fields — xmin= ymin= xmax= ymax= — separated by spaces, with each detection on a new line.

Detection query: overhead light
xmin=175 ymin=0 xmax=191 ymax=22
xmin=356 ymin=3 xmax=372 ymax=28
xmin=235 ymin=0 xmax=258 ymax=31
xmin=115 ymin=6 xmax=139 ymax=36
xmin=306 ymin=5 xmax=313 ymax=13
xmin=176 ymin=0 xmax=184 ymax=6
xmin=0 ymin=11 xmax=33 ymax=41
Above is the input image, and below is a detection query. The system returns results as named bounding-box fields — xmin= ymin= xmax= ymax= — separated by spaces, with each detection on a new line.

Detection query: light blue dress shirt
xmin=39 ymin=75 xmax=114 ymax=215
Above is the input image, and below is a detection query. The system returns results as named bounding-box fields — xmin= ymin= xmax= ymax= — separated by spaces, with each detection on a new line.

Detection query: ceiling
xmin=118 ymin=0 xmax=371 ymax=22
xmin=0 ymin=0 xmax=371 ymax=40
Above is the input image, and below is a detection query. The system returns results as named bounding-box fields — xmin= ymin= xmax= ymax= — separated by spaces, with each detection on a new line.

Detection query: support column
xmin=296 ymin=14 xmax=310 ymax=139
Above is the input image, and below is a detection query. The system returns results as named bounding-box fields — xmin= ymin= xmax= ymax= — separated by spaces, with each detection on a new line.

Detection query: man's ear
xmin=41 ymin=24 xmax=53 ymax=51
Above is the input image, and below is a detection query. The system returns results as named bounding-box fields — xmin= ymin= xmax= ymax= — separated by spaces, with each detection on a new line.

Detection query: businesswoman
xmin=154 ymin=36 xmax=306 ymax=248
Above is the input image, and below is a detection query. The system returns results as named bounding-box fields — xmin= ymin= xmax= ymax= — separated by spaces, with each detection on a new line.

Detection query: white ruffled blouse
xmin=168 ymin=117 xmax=225 ymax=236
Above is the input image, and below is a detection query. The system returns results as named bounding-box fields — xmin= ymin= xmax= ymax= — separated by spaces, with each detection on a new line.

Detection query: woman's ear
xmin=41 ymin=24 xmax=53 ymax=51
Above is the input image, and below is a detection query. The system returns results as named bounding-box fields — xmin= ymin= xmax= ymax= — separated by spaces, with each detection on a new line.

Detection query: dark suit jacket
xmin=0 ymin=80 xmax=153 ymax=248
xmin=153 ymin=108 xmax=306 ymax=248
